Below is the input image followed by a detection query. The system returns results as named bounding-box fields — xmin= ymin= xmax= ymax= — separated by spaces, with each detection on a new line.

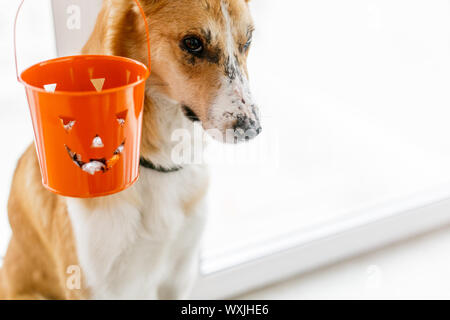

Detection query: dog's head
xmin=145 ymin=0 xmax=261 ymax=142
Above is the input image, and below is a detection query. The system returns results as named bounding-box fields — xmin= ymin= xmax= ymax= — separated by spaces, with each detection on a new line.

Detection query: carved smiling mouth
xmin=65 ymin=141 xmax=125 ymax=175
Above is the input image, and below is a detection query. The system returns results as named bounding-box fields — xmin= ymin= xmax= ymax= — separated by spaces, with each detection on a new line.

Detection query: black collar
xmin=139 ymin=157 xmax=183 ymax=173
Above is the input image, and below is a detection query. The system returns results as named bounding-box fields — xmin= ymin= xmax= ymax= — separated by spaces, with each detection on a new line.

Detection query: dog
xmin=0 ymin=0 xmax=260 ymax=300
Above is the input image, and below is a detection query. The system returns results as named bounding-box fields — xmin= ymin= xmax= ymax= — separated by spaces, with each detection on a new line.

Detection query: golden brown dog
xmin=0 ymin=0 xmax=260 ymax=300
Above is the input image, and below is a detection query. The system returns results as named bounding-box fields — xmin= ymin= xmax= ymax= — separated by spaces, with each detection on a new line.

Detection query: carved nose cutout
xmin=59 ymin=117 xmax=76 ymax=132
xmin=116 ymin=110 xmax=128 ymax=126
xmin=91 ymin=135 xmax=104 ymax=148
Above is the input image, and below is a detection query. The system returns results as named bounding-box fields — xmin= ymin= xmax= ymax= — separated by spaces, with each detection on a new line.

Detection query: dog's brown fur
xmin=0 ymin=145 xmax=86 ymax=299
xmin=1 ymin=0 xmax=254 ymax=299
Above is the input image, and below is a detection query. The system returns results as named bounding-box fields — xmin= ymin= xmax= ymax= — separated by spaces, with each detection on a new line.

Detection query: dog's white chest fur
xmin=66 ymin=165 xmax=208 ymax=299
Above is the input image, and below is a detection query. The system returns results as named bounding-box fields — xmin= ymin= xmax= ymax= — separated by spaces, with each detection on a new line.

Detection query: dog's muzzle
xmin=232 ymin=113 xmax=262 ymax=142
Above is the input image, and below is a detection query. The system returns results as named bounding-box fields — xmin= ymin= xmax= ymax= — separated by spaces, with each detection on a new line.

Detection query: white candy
xmin=82 ymin=161 xmax=105 ymax=175
xmin=115 ymin=144 xmax=124 ymax=154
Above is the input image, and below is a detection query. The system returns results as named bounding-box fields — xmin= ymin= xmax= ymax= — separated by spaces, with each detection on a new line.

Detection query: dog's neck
xmin=140 ymin=88 xmax=198 ymax=170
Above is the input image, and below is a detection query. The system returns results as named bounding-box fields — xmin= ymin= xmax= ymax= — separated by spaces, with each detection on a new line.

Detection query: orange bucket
xmin=14 ymin=0 xmax=151 ymax=198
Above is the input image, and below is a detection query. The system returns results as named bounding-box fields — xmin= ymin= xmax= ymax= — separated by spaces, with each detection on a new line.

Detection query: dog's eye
xmin=183 ymin=36 xmax=204 ymax=54
xmin=242 ymin=39 xmax=252 ymax=52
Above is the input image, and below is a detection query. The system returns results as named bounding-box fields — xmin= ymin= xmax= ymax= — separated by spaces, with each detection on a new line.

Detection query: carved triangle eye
xmin=59 ymin=117 xmax=76 ymax=132
xmin=116 ymin=110 xmax=128 ymax=127
xmin=44 ymin=83 xmax=57 ymax=92
xmin=90 ymin=78 xmax=105 ymax=92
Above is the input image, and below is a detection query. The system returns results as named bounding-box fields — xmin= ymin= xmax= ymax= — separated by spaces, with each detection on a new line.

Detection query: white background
xmin=204 ymin=0 xmax=450 ymax=270
xmin=2 ymin=0 xmax=450 ymax=298
xmin=0 ymin=0 xmax=55 ymax=256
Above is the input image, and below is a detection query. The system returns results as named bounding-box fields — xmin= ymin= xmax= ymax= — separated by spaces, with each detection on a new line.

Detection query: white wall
xmin=51 ymin=0 xmax=102 ymax=56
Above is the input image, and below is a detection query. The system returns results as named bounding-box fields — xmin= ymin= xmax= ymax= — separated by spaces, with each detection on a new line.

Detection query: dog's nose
xmin=91 ymin=135 xmax=104 ymax=148
xmin=233 ymin=114 xmax=262 ymax=142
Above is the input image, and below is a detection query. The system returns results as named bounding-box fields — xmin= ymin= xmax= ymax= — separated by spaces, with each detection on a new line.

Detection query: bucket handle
xmin=14 ymin=0 xmax=151 ymax=81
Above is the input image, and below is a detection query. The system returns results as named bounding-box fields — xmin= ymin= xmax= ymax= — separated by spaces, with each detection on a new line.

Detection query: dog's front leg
xmin=157 ymin=252 xmax=200 ymax=300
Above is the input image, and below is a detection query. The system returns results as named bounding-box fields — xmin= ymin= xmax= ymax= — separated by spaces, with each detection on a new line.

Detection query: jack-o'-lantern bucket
xmin=14 ymin=0 xmax=151 ymax=198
